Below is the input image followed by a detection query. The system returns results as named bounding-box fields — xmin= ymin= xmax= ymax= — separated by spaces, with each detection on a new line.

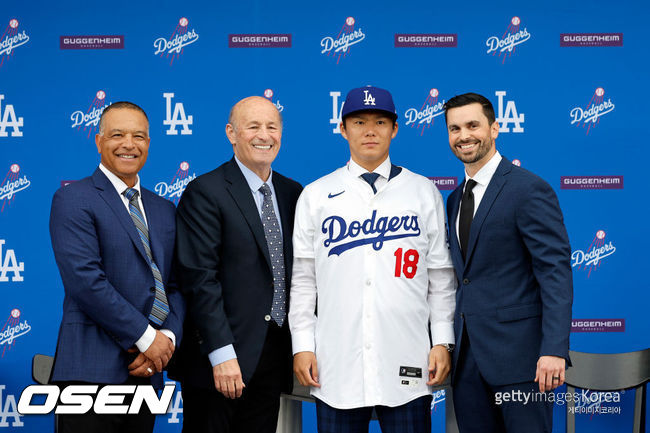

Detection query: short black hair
xmin=444 ymin=93 xmax=495 ymax=125
xmin=98 ymin=101 xmax=149 ymax=135
xmin=342 ymin=109 xmax=397 ymax=129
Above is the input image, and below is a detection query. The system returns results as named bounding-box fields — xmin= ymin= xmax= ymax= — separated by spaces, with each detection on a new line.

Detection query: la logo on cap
xmin=363 ymin=90 xmax=376 ymax=106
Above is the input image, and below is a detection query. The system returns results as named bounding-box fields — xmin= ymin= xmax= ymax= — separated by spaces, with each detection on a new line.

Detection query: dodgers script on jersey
xmin=290 ymin=159 xmax=455 ymax=409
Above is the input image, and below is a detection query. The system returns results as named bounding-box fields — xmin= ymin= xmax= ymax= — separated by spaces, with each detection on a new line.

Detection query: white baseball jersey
xmin=290 ymin=157 xmax=455 ymax=409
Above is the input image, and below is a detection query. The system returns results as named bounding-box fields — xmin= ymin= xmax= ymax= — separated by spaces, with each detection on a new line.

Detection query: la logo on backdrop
xmin=0 ymin=94 xmax=24 ymax=138
xmin=0 ymin=239 xmax=24 ymax=283
xmin=571 ymin=229 xmax=616 ymax=278
xmin=1 ymin=164 xmax=31 ymax=212
xmin=153 ymin=17 xmax=199 ymax=65
xmin=569 ymin=87 xmax=615 ymax=135
xmin=0 ymin=308 xmax=31 ymax=358
xmin=403 ymin=88 xmax=446 ymax=136
xmin=155 ymin=161 xmax=196 ymax=204
xmin=321 ymin=16 xmax=365 ymax=64
xmin=486 ymin=16 xmax=531 ymax=63
xmin=263 ymin=89 xmax=284 ymax=113
xmin=0 ymin=18 xmax=30 ymax=69
xmin=70 ymin=90 xmax=109 ymax=138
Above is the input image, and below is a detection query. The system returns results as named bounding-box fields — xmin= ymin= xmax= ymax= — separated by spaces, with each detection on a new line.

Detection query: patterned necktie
xmin=459 ymin=179 xmax=478 ymax=261
xmin=123 ymin=188 xmax=169 ymax=326
xmin=360 ymin=172 xmax=380 ymax=194
xmin=259 ymin=183 xmax=286 ymax=326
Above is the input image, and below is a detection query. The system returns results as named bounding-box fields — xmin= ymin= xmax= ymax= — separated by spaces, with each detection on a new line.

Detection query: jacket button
xmin=150 ymin=287 xmax=156 ymax=293
xmin=264 ymin=315 xmax=271 ymax=322
xmin=462 ymin=278 xmax=470 ymax=285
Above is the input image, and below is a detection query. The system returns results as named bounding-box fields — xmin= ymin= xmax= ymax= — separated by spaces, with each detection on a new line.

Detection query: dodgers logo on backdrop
xmin=495 ymin=90 xmax=524 ymax=133
xmin=322 ymin=210 xmax=420 ymax=256
xmin=70 ymin=90 xmax=109 ymax=138
xmin=1 ymin=164 xmax=31 ymax=212
xmin=163 ymin=93 xmax=193 ymax=135
xmin=486 ymin=16 xmax=531 ymax=63
xmin=153 ymin=17 xmax=199 ymax=65
xmin=329 ymin=91 xmax=345 ymax=134
xmin=430 ymin=389 xmax=446 ymax=412
xmin=571 ymin=230 xmax=616 ymax=278
xmin=321 ymin=16 xmax=365 ymax=64
xmin=155 ymin=161 xmax=196 ymax=204
xmin=570 ymin=87 xmax=614 ymax=135
xmin=404 ymin=88 xmax=446 ymax=136
xmin=570 ymin=390 xmax=622 ymax=415
xmin=0 ymin=94 xmax=23 ymax=137
xmin=0 ymin=240 xmax=24 ymax=282
xmin=0 ymin=308 xmax=31 ymax=358
xmin=0 ymin=385 xmax=23 ymax=427
xmin=263 ymin=89 xmax=284 ymax=112
xmin=165 ymin=380 xmax=183 ymax=424
xmin=0 ymin=19 xmax=29 ymax=69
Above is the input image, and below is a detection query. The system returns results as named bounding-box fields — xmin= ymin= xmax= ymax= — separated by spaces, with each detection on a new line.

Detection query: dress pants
xmin=315 ymin=395 xmax=432 ymax=433
xmin=56 ymin=375 xmax=155 ymax=433
xmin=181 ymin=322 xmax=289 ymax=433
xmin=452 ymin=329 xmax=553 ymax=433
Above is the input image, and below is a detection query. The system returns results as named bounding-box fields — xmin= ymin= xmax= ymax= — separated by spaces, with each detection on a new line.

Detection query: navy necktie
xmin=459 ymin=179 xmax=477 ymax=261
xmin=259 ymin=183 xmax=286 ymax=326
xmin=360 ymin=172 xmax=380 ymax=194
xmin=123 ymin=188 xmax=169 ymax=326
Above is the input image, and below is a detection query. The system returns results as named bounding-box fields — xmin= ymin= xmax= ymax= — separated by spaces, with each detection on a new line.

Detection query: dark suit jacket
xmin=447 ymin=157 xmax=573 ymax=386
xmin=49 ymin=168 xmax=184 ymax=387
xmin=170 ymin=158 xmax=302 ymax=391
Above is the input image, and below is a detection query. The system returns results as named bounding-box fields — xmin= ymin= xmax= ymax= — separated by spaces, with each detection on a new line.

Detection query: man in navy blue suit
xmin=49 ymin=102 xmax=184 ymax=433
xmin=443 ymin=93 xmax=572 ymax=433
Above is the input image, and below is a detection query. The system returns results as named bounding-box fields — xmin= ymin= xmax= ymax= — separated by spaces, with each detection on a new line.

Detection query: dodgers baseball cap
xmin=341 ymin=85 xmax=398 ymax=120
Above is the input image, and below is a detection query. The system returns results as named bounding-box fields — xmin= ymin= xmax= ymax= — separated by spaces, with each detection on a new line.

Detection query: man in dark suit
xmin=171 ymin=96 xmax=302 ymax=432
xmin=49 ymin=101 xmax=185 ymax=432
xmin=443 ymin=93 xmax=573 ymax=433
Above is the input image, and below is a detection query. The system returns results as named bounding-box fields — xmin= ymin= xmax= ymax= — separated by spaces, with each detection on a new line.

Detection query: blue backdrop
xmin=1 ymin=0 xmax=648 ymax=431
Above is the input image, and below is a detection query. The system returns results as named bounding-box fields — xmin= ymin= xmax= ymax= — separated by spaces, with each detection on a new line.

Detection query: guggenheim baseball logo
xmin=561 ymin=175 xmax=623 ymax=190
xmin=155 ymin=161 xmax=196 ymax=204
xmin=71 ymin=90 xmax=109 ymax=138
xmin=229 ymin=34 xmax=291 ymax=48
xmin=154 ymin=17 xmax=199 ymax=65
xmin=394 ymin=34 xmax=457 ymax=48
xmin=561 ymin=33 xmax=623 ymax=47
xmin=17 ymin=384 xmax=175 ymax=415
xmin=0 ymin=19 xmax=30 ymax=69
xmin=322 ymin=211 xmax=421 ymax=256
xmin=1 ymin=164 xmax=31 ymax=212
xmin=486 ymin=16 xmax=530 ymax=63
xmin=1 ymin=308 xmax=31 ymax=357
xmin=571 ymin=230 xmax=615 ymax=278
xmin=60 ymin=35 xmax=124 ymax=49
xmin=570 ymin=87 xmax=614 ymax=134
xmin=321 ymin=16 xmax=365 ymax=64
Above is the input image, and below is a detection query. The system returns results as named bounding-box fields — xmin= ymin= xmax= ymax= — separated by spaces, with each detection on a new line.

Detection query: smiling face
xmin=341 ymin=111 xmax=398 ymax=172
xmin=95 ymin=108 xmax=150 ymax=187
xmin=226 ymin=96 xmax=282 ymax=181
xmin=445 ymin=103 xmax=499 ymax=177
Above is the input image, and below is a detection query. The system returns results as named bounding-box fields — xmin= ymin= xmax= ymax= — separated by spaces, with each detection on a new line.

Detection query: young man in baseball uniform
xmin=290 ymin=86 xmax=456 ymax=433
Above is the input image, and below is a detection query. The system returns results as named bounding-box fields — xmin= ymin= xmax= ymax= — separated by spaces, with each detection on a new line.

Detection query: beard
xmin=453 ymin=138 xmax=494 ymax=164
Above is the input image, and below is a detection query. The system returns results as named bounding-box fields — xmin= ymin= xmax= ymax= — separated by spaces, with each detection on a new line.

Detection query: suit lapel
xmin=92 ymin=169 xmax=149 ymax=264
xmin=224 ymin=159 xmax=272 ymax=271
xmin=464 ymin=158 xmax=511 ymax=266
xmin=447 ymin=184 xmax=464 ymax=274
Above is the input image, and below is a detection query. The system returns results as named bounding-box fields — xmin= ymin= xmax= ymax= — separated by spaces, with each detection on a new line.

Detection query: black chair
xmin=565 ymin=349 xmax=650 ymax=433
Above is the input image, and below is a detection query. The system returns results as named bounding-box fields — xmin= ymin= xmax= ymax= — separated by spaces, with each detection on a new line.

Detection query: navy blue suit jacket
xmin=169 ymin=158 xmax=302 ymax=391
xmin=447 ymin=157 xmax=573 ymax=386
xmin=49 ymin=168 xmax=184 ymax=386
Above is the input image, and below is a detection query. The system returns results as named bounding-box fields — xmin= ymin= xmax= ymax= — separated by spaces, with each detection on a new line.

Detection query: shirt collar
xmin=465 ymin=151 xmax=502 ymax=187
xmin=348 ymin=156 xmax=392 ymax=179
xmin=234 ymin=156 xmax=273 ymax=193
xmin=99 ymin=163 xmax=141 ymax=196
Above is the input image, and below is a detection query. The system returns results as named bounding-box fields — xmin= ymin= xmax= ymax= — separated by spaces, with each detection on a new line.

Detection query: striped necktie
xmin=123 ymin=188 xmax=169 ymax=326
